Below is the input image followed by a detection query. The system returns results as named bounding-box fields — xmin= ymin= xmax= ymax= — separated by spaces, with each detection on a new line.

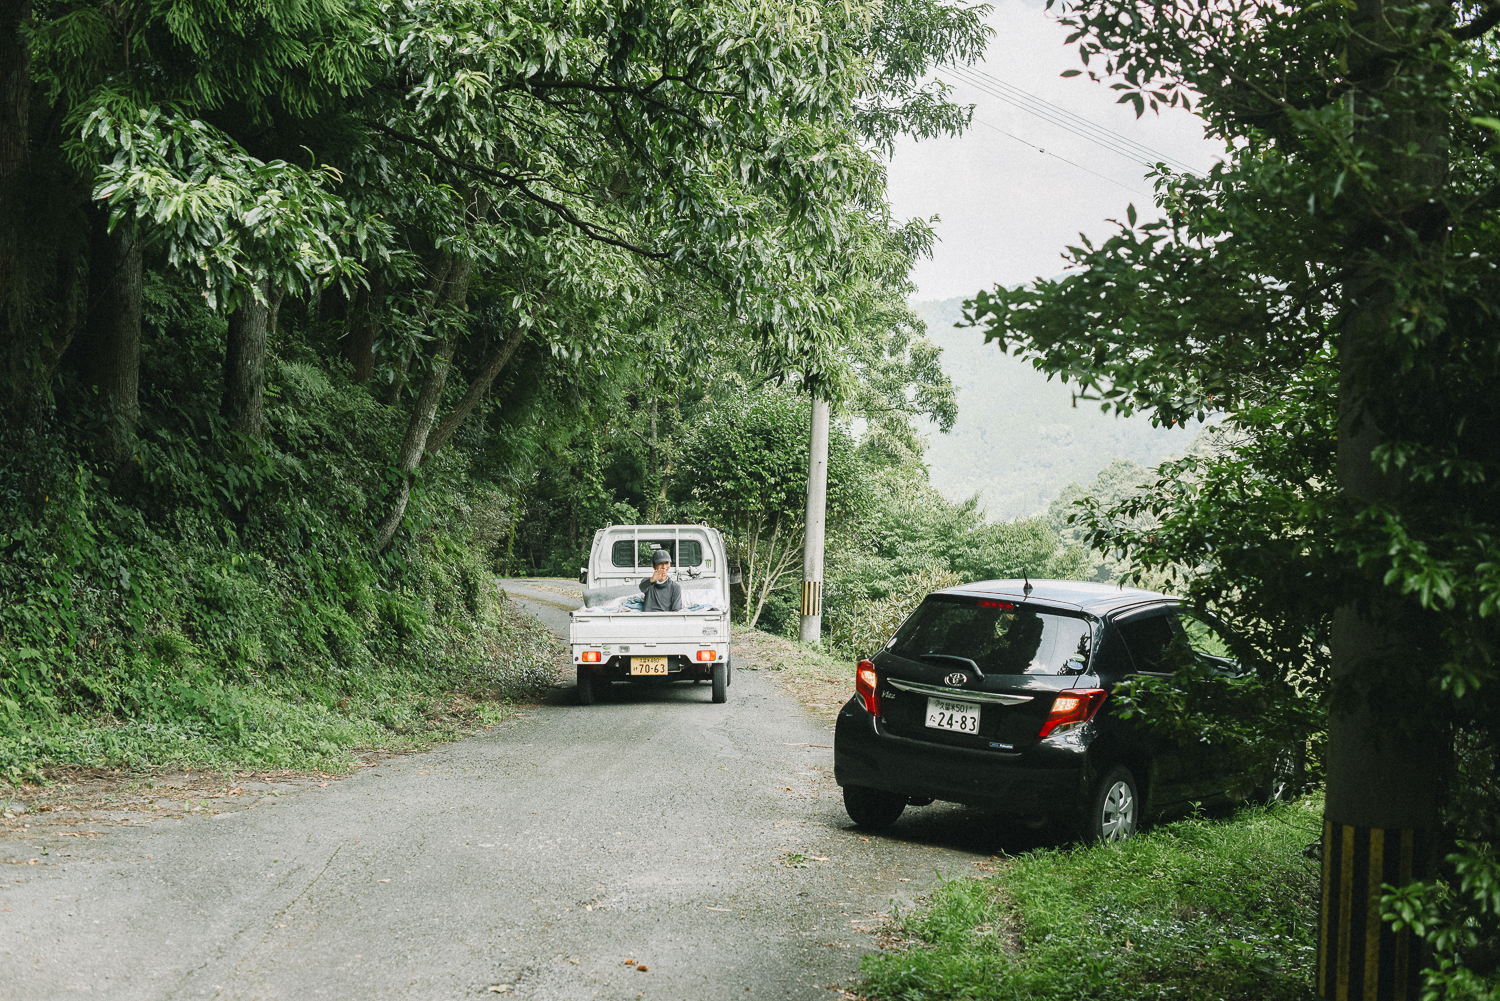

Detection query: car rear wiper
xmin=918 ymin=653 xmax=984 ymax=679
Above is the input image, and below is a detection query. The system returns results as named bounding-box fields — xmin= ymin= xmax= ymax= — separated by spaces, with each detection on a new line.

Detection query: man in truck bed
xmin=640 ymin=549 xmax=684 ymax=611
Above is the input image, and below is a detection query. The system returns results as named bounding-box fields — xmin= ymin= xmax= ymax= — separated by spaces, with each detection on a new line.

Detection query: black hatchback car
xmin=834 ymin=579 xmax=1273 ymax=842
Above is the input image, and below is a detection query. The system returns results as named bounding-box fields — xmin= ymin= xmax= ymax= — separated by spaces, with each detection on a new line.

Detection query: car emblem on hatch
xmin=944 ymin=672 xmax=969 ymax=687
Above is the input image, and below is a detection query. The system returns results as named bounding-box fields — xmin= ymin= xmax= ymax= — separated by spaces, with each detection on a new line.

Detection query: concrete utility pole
xmin=799 ymin=394 xmax=830 ymax=644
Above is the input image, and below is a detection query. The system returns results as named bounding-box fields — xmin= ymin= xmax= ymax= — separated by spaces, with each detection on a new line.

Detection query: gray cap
xmin=651 ymin=549 xmax=672 ymax=565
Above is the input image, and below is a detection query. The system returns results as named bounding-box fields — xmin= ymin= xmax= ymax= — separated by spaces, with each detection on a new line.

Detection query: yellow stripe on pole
xmin=1364 ymin=828 xmax=1384 ymax=1001
xmin=1320 ymin=817 xmax=1333 ymax=997
xmin=1338 ymin=824 xmax=1355 ymax=1001
xmin=800 ymin=580 xmax=821 ymax=617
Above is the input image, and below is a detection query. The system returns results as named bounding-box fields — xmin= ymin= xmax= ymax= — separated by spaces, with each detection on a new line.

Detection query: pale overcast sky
xmin=888 ymin=0 xmax=1223 ymax=301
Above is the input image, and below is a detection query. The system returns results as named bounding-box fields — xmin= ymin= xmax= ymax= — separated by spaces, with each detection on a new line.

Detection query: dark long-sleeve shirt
xmin=639 ymin=576 xmax=684 ymax=611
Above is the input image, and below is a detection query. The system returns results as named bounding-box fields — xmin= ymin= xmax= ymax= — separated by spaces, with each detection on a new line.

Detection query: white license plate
xmin=926 ymin=697 xmax=980 ymax=733
xmin=630 ymin=656 xmax=668 ymax=676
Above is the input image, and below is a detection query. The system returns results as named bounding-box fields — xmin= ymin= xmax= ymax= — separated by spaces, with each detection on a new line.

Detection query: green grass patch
xmin=861 ymin=799 xmax=1323 ymax=1001
xmin=0 ymin=596 xmax=565 ymax=781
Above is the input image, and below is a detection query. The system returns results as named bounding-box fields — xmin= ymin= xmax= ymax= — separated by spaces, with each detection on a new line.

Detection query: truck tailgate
xmin=570 ymin=611 xmax=727 ymax=646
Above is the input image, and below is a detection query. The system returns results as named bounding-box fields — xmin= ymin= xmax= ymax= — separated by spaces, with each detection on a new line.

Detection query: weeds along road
xmin=1 ymin=580 xmax=997 ymax=1001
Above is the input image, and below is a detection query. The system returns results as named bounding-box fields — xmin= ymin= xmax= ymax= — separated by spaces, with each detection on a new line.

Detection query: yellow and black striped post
xmin=1317 ymin=820 xmax=1425 ymax=1000
xmin=799 ymin=579 xmax=822 ymax=617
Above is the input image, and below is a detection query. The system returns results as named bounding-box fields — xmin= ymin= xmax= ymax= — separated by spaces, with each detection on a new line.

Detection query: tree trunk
xmin=374 ymin=254 xmax=473 ymax=552
xmin=221 ymin=281 xmax=282 ymax=439
xmin=1316 ymin=4 xmax=1447 ymax=997
xmin=1 ymin=0 xmax=32 ymax=423
xmin=83 ymin=215 xmax=143 ymax=470
xmin=421 ymin=324 xmax=525 ymax=461
xmin=344 ymin=279 xmax=380 ymax=384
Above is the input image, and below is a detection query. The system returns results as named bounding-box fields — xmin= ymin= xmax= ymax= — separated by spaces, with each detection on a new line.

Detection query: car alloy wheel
xmin=1086 ymin=765 xmax=1139 ymax=843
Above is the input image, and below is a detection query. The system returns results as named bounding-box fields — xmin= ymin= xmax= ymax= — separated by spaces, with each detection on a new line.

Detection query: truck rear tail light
xmin=696 ymin=650 xmax=718 ymax=661
xmin=581 ymin=651 xmax=602 ymax=663
xmin=855 ymin=659 xmax=880 ymax=716
xmin=1038 ymin=689 xmax=1107 ymax=738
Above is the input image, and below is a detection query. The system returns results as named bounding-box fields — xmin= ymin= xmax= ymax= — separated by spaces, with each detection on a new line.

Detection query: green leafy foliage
xmin=824 ymin=467 xmax=1091 ymax=649
xmin=0 ymin=275 xmax=561 ymax=781
xmin=959 ymin=0 xmax=1500 ymax=990
xmin=831 ymin=562 xmax=962 ymax=661
xmin=912 ymin=297 xmax=1200 ymax=519
xmin=684 ymin=386 xmax=864 ymax=627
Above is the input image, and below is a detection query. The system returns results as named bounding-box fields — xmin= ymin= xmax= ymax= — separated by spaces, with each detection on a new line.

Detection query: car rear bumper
xmin=834 ymin=697 xmax=1090 ymax=820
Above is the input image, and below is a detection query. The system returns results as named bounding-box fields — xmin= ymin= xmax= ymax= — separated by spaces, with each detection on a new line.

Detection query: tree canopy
xmin=0 ymin=1 xmax=1003 ymax=774
xmin=967 ymin=0 xmax=1500 ymax=994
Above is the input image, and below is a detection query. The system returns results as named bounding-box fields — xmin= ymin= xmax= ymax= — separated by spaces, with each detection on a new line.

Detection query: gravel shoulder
xmin=0 ymin=592 xmax=1004 ymax=1001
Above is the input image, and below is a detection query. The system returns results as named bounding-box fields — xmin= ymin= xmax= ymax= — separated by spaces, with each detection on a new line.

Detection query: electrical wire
xmin=946 ymin=64 xmax=1187 ymax=174
xmin=971 ymin=118 xmax=1151 ymax=197
xmin=940 ymin=64 xmax=1204 ymax=178
xmin=961 ymin=65 xmax=1203 ymax=176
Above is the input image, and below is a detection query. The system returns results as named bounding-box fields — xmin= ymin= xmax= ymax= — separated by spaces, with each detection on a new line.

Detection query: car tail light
xmin=855 ymin=659 xmax=880 ymax=716
xmin=1038 ymin=689 xmax=1107 ymax=738
xmin=581 ymin=651 xmax=602 ymax=663
xmin=696 ymin=650 xmax=718 ymax=661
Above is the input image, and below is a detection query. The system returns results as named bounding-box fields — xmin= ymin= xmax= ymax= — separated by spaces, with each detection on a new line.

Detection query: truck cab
xmin=570 ymin=525 xmax=733 ymax=705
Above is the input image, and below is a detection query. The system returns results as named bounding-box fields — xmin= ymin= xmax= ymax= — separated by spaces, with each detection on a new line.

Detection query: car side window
xmin=1115 ymin=614 xmax=1176 ymax=674
xmin=1172 ymin=610 xmax=1241 ymax=675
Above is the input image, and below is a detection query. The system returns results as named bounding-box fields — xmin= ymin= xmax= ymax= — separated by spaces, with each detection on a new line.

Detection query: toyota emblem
xmin=944 ymin=672 xmax=969 ymax=686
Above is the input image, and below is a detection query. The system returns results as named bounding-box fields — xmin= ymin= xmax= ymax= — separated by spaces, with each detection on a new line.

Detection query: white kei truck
xmin=570 ymin=524 xmax=733 ymax=705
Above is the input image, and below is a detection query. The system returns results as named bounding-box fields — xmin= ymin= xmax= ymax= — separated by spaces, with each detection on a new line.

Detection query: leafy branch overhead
xmin=966 ymin=0 xmax=1500 ymax=992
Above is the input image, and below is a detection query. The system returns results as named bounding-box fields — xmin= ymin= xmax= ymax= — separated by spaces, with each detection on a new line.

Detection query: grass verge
xmin=860 ymin=798 xmax=1323 ymax=1001
xmin=1 ymin=598 xmax=568 ymax=784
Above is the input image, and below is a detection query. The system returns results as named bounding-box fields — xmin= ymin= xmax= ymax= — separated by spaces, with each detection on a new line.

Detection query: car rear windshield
xmin=887 ymin=596 xmax=1094 ymax=676
xmin=609 ymin=539 xmax=705 ymax=568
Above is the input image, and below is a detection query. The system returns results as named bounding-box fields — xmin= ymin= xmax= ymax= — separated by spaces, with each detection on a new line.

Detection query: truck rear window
xmin=609 ymin=539 xmax=705 ymax=568
xmin=888 ymin=596 xmax=1093 ymax=676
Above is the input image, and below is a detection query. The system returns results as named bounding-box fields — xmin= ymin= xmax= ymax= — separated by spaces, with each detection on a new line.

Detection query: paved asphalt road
xmin=1 ymin=579 xmax=1003 ymax=1001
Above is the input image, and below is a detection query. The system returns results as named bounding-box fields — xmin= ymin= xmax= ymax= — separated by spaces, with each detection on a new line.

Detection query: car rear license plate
xmin=926 ymin=697 xmax=980 ymax=733
xmin=630 ymin=656 xmax=668 ymax=676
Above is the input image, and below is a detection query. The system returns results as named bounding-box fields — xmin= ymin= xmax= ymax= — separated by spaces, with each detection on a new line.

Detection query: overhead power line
xmin=940 ymin=64 xmax=1203 ymax=178
xmin=961 ymin=65 xmax=1203 ymax=176
xmin=971 ymin=118 xmax=1150 ymax=197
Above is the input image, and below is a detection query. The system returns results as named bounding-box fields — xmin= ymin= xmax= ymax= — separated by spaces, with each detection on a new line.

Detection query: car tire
xmin=726 ymin=655 xmax=733 ymax=687
xmin=843 ymin=785 xmax=906 ymax=831
xmin=1265 ymin=744 xmax=1304 ymax=803
xmin=1083 ymin=765 xmax=1139 ymax=843
xmin=711 ymin=662 xmax=727 ymax=703
xmin=577 ymin=666 xmax=595 ymax=706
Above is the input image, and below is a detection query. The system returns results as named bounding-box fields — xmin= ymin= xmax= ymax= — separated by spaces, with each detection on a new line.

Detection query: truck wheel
xmin=711 ymin=661 xmax=727 ymax=703
xmin=576 ymin=666 xmax=595 ymax=706
xmin=843 ymin=785 xmax=905 ymax=831
xmin=726 ymin=655 xmax=732 ymax=687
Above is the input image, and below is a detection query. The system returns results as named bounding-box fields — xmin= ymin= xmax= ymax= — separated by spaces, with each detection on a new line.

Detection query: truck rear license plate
xmin=926 ymin=697 xmax=980 ymax=733
xmin=631 ymin=656 xmax=668 ymax=676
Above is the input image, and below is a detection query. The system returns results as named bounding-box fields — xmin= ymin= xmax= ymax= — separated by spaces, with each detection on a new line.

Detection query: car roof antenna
xmin=1023 ymin=572 xmax=1033 ymax=597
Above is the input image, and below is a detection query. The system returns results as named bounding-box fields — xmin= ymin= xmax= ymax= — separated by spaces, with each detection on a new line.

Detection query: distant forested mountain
xmin=911 ymin=297 xmax=1200 ymax=518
